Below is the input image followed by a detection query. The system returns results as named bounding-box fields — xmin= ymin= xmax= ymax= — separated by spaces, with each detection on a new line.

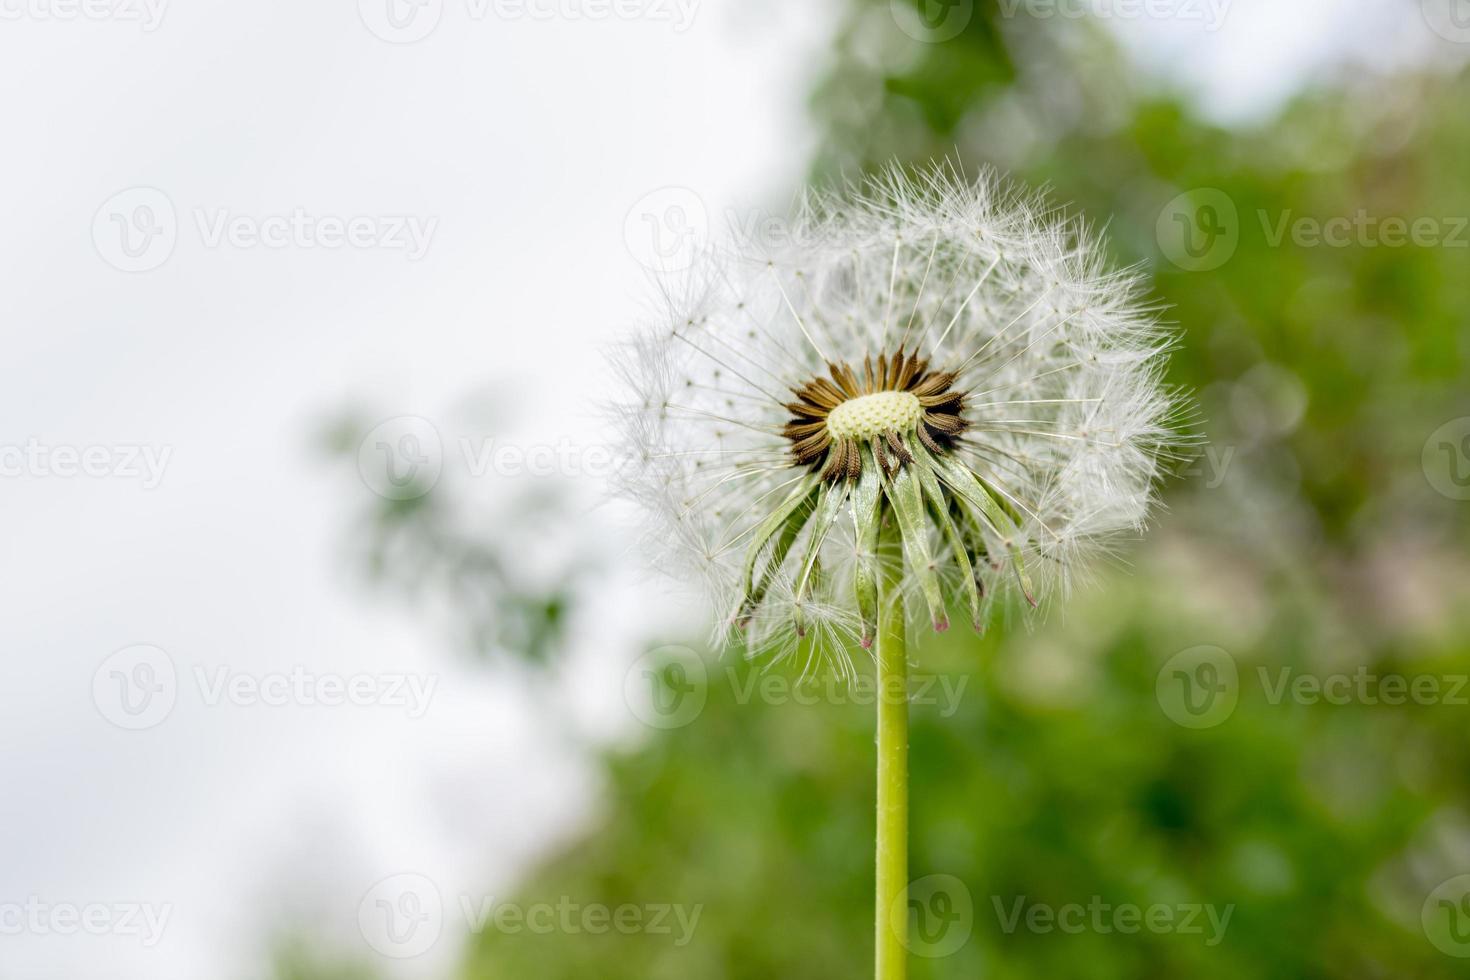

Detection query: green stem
xmin=875 ymin=513 xmax=908 ymax=980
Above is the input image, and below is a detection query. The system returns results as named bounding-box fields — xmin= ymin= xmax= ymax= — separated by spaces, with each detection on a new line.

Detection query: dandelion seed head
xmin=611 ymin=164 xmax=1186 ymax=654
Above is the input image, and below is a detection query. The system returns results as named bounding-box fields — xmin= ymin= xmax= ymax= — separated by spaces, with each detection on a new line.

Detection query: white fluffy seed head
xmin=610 ymin=163 xmax=1187 ymax=662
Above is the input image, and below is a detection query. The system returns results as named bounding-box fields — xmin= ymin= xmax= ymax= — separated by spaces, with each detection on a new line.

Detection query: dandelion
xmin=612 ymin=164 xmax=1184 ymax=977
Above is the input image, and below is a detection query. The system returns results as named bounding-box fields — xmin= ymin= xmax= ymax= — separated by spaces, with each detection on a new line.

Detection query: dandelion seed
xmin=613 ymin=164 xmax=1184 ymax=652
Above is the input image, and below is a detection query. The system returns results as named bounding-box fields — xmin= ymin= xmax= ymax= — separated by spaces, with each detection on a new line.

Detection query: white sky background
xmin=0 ymin=1 xmax=1463 ymax=978
xmin=1098 ymin=0 xmax=1464 ymax=123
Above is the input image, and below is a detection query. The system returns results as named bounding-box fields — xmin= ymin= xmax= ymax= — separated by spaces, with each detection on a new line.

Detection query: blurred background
xmin=4 ymin=0 xmax=1470 ymax=976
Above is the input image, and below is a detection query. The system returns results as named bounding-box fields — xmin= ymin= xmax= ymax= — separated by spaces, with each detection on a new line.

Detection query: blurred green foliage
xmin=318 ymin=411 xmax=580 ymax=666
xmin=301 ymin=5 xmax=1470 ymax=978
xmin=812 ymin=0 xmax=1470 ymax=549
xmin=465 ymin=576 xmax=1470 ymax=978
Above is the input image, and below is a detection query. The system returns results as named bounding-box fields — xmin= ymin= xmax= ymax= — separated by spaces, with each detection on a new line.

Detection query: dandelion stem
xmin=875 ymin=510 xmax=908 ymax=980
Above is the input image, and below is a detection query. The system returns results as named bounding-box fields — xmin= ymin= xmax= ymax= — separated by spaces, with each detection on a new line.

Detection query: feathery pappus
xmin=612 ymin=165 xmax=1186 ymax=666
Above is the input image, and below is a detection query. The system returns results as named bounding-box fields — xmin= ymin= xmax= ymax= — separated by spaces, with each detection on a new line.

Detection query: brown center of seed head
xmin=782 ymin=349 xmax=968 ymax=481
